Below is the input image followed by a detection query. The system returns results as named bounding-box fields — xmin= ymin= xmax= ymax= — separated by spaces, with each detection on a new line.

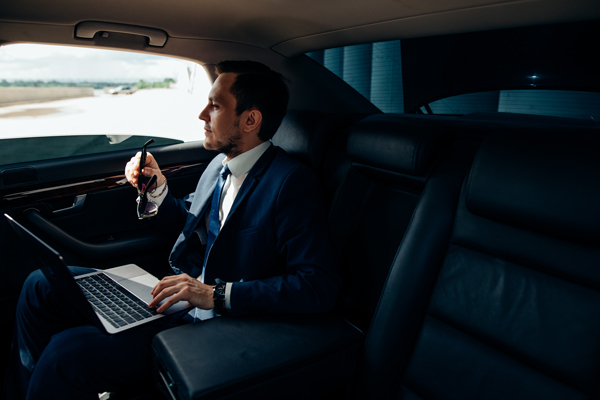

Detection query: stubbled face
xmin=199 ymin=73 xmax=243 ymax=158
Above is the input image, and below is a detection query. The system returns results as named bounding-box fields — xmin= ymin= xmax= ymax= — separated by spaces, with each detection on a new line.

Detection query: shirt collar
xmin=222 ymin=141 xmax=271 ymax=179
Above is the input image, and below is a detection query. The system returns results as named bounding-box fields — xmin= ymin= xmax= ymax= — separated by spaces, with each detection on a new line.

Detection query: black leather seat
xmin=271 ymin=109 xmax=357 ymax=173
xmin=326 ymin=114 xmax=452 ymax=332
xmin=353 ymin=129 xmax=600 ymax=399
xmin=151 ymin=112 xmax=458 ymax=399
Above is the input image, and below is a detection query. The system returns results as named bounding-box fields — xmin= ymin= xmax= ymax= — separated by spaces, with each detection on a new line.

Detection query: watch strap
xmin=213 ymin=281 xmax=227 ymax=315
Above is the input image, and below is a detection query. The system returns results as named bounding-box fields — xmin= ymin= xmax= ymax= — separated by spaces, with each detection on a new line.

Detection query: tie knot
xmin=221 ymin=164 xmax=231 ymax=178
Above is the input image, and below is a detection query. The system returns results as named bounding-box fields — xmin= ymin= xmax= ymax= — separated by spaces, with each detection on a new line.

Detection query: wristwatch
xmin=213 ymin=282 xmax=227 ymax=315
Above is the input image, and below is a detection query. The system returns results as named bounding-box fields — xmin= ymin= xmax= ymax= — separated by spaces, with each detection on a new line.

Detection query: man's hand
xmin=149 ymin=274 xmax=214 ymax=313
xmin=125 ymin=151 xmax=166 ymax=188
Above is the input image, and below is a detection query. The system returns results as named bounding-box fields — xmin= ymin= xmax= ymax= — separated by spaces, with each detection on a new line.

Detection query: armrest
xmin=151 ymin=313 xmax=364 ymax=400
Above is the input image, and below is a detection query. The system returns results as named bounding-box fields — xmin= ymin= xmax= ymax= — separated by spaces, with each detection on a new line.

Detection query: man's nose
xmin=199 ymin=105 xmax=209 ymax=121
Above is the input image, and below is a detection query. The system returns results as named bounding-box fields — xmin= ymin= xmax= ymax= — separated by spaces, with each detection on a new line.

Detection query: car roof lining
xmin=1 ymin=0 xmax=599 ymax=59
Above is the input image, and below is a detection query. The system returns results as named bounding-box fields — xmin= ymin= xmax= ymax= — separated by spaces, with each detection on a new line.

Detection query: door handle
xmin=53 ymin=194 xmax=87 ymax=216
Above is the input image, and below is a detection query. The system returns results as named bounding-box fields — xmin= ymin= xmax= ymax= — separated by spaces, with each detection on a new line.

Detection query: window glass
xmin=307 ymin=23 xmax=599 ymax=121
xmin=425 ymin=90 xmax=600 ymax=119
xmin=307 ymin=41 xmax=404 ymax=113
xmin=0 ymin=44 xmax=211 ymax=166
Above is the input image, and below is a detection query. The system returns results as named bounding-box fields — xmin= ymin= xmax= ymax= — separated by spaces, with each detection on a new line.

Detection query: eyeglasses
xmin=136 ymin=139 xmax=159 ymax=219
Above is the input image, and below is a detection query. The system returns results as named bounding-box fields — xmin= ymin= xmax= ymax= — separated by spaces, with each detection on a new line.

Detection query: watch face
xmin=214 ymin=283 xmax=226 ymax=296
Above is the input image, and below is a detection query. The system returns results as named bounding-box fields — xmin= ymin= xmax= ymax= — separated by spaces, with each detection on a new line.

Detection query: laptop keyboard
xmin=77 ymin=273 xmax=158 ymax=329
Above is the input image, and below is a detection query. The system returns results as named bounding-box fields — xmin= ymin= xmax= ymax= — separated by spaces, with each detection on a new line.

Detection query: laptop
xmin=5 ymin=213 xmax=192 ymax=334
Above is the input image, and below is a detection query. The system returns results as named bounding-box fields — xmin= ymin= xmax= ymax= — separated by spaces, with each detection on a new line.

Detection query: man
xmin=3 ymin=60 xmax=340 ymax=399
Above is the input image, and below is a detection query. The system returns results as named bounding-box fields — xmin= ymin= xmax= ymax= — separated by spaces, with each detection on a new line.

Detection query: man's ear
xmin=243 ymin=109 xmax=263 ymax=133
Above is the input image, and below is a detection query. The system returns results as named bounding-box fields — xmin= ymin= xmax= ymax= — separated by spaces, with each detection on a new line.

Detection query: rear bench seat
xmin=152 ymin=112 xmax=599 ymax=399
xmin=353 ymin=129 xmax=600 ymax=399
xmin=151 ymin=112 xmax=468 ymax=399
xmin=326 ymin=114 xmax=462 ymax=332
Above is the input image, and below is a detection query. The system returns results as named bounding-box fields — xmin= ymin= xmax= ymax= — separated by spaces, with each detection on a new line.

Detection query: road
xmin=0 ymin=88 xmax=205 ymax=142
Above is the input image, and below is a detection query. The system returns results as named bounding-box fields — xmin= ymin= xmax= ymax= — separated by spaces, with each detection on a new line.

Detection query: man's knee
xmin=22 ymin=268 xmax=47 ymax=290
xmin=17 ymin=269 xmax=51 ymax=310
xmin=18 ymin=266 xmax=90 ymax=313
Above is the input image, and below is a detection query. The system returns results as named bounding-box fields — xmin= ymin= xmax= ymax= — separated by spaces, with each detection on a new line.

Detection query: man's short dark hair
xmin=216 ymin=60 xmax=289 ymax=141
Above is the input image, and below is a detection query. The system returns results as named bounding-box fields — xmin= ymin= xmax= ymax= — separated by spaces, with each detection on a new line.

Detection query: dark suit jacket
xmin=153 ymin=144 xmax=340 ymax=315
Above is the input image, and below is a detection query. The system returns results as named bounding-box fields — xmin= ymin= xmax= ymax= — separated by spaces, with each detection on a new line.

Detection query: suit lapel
xmin=204 ymin=145 xmax=277 ymax=283
xmin=223 ymin=144 xmax=277 ymax=227
xmin=169 ymin=154 xmax=225 ymax=274
xmin=187 ymin=146 xmax=276 ymax=233
xmin=186 ymin=154 xmax=226 ymax=234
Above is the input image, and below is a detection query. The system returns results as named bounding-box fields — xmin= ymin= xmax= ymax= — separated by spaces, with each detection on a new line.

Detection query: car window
xmin=0 ymin=44 xmax=211 ymax=167
xmin=307 ymin=23 xmax=600 ymax=121
xmin=421 ymin=90 xmax=600 ymax=119
xmin=308 ymin=41 xmax=404 ymax=114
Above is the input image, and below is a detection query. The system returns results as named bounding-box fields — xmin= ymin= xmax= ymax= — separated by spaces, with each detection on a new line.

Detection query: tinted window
xmin=307 ymin=22 xmax=600 ymax=121
xmin=423 ymin=90 xmax=600 ymax=120
xmin=308 ymin=41 xmax=404 ymax=113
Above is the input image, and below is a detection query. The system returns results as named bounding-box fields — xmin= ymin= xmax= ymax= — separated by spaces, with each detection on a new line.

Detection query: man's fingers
xmin=151 ymin=283 xmax=195 ymax=313
xmin=149 ymin=284 xmax=180 ymax=309
xmin=156 ymin=292 xmax=183 ymax=313
xmin=125 ymin=152 xmax=143 ymax=187
xmin=151 ymin=274 xmax=180 ymax=296
xmin=148 ymin=274 xmax=211 ymax=313
xmin=149 ymin=274 xmax=192 ymax=311
xmin=141 ymin=153 xmax=166 ymax=187
xmin=141 ymin=166 xmax=159 ymax=177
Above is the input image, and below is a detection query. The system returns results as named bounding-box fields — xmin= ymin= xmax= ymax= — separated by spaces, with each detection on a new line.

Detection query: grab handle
xmin=75 ymin=21 xmax=168 ymax=47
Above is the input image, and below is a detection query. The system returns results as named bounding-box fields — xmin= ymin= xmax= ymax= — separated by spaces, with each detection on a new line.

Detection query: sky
xmin=0 ymin=43 xmax=198 ymax=82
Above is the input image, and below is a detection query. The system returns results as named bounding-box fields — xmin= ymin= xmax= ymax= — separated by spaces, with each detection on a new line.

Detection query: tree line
xmin=0 ymin=78 xmax=176 ymax=90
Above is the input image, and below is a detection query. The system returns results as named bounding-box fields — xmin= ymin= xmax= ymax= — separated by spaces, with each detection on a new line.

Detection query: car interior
xmin=1 ymin=0 xmax=600 ymax=399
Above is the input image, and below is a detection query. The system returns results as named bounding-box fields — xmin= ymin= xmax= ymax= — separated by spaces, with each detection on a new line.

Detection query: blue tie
xmin=203 ymin=164 xmax=231 ymax=272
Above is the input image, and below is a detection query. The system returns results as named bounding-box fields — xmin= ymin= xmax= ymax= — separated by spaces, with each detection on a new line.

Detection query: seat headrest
xmin=466 ymin=131 xmax=600 ymax=243
xmin=272 ymin=110 xmax=326 ymax=169
xmin=347 ymin=114 xmax=447 ymax=176
xmin=272 ymin=110 xmax=353 ymax=170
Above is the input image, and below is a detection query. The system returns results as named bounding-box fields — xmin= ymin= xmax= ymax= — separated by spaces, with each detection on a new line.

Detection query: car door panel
xmin=2 ymin=140 xmax=215 ymax=272
xmin=0 ymin=140 xmax=215 ymax=380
